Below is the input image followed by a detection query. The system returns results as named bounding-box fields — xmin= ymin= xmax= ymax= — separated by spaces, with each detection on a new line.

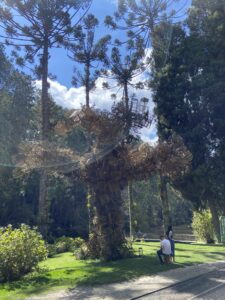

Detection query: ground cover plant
xmin=0 ymin=242 xmax=225 ymax=299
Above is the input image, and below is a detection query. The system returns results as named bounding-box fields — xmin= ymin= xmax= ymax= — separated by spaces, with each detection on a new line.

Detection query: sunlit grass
xmin=0 ymin=242 xmax=225 ymax=299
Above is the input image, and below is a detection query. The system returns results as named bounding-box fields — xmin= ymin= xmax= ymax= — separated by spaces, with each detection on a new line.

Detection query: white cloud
xmin=35 ymin=80 xmax=86 ymax=109
xmin=35 ymin=74 xmax=157 ymax=143
xmin=139 ymin=125 xmax=158 ymax=145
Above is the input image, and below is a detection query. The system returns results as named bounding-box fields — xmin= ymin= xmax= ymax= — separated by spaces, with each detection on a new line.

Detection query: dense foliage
xmin=0 ymin=224 xmax=47 ymax=281
xmin=0 ymin=0 xmax=225 ymax=264
xmin=151 ymin=0 xmax=225 ymax=241
xmin=192 ymin=210 xmax=215 ymax=243
xmin=125 ymin=177 xmax=193 ymax=234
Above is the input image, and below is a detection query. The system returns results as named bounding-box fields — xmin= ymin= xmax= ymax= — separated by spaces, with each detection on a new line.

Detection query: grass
xmin=0 ymin=242 xmax=225 ymax=299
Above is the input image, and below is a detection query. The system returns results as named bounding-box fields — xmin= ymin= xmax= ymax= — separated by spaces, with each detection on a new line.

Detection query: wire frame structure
xmin=130 ymin=96 xmax=152 ymax=128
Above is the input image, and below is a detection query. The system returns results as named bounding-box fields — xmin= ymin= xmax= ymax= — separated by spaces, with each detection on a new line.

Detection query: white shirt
xmin=160 ymin=238 xmax=171 ymax=255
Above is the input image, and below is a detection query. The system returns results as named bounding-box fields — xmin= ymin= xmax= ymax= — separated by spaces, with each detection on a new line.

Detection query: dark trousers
xmin=157 ymin=249 xmax=164 ymax=263
xmin=169 ymin=239 xmax=175 ymax=261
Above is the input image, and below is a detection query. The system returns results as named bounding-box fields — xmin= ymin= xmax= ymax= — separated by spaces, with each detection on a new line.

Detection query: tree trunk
xmin=85 ymin=60 xmax=90 ymax=108
xmin=128 ymin=180 xmax=133 ymax=239
xmin=124 ymin=82 xmax=129 ymax=114
xmin=124 ymin=81 xmax=132 ymax=138
xmin=208 ymin=200 xmax=221 ymax=242
xmin=41 ymin=36 xmax=50 ymax=141
xmin=38 ymin=34 xmax=50 ymax=238
xmin=84 ymin=61 xmax=92 ymax=230
xmin=159 ymin=174 xmax=172 ymax=233
xmin=88 ymin=182 xmax=128 ymax=261
xmin=38 ymin=169 xmax=49 ymax=238
xmin=86 ymin=185 xmax=93 ymax=234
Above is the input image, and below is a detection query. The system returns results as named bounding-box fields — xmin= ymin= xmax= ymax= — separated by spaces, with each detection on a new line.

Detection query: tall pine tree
xmin=0 ymin=0 xmax=92 ymax=237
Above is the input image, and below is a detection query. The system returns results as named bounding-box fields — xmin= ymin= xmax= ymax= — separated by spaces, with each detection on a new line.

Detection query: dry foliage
xmin=16 ymin=107 xmax=192 ymax=183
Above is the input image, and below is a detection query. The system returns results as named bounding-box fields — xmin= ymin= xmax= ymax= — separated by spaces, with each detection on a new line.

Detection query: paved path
xmin=140 ymin=267 xmax=225 ymax=299
xmin=28 ymin=261 xmax=225 ymax=300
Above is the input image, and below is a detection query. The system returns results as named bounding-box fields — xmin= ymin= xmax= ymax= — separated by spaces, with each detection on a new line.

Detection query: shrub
xmin=192 ymin=210 xmax=215 ymax=243
xmin=73 ymin=237 xmax=85 ymax=249
xmin=47 ymin=244 xmax=57 ymax=258
xmin=0 ymin=224 xmax=48 ymax=281
xmin=74 ymin=234 xmax=98 ymax=260
xmin=74 ymin=243 xmax=90 ymax=260
xmin=55 ymin=241 xmax=68 ymax=253
xmin=55 ymin=236 xmax=85 ymax=254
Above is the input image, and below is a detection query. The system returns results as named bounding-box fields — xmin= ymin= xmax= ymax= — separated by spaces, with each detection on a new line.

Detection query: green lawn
xmin=0 ymin=242 xmax=225 ymax=300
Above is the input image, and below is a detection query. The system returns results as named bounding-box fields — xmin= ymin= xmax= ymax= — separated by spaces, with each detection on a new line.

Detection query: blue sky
xmin=2 ymin=0 xmax=192 ymax=89
xmin=49 ymin=0 xmax=120 ymax=88
xmin=48 ymin=0 xmax=191 ymax=88
xmin=3 ymin=0 xmax=191 ymax=144
xmin=44 ymin=0 xmax=191 ymax=143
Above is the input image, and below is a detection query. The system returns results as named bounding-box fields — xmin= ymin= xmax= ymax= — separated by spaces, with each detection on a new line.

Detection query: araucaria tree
xmin=105 ymin=0 xmax=186 ymax=232
xmin=66 ymin=13 xmax=111 ymax=233
xmin=68 ymin=14 xmax=111 ymax=108
xmin=100 ymin=44 xmax=149 ymax=239
xmin=54 ymin=22 xmax=193 ymax=256
xmin=0 ymin=0 xmax=92 ymax=237
xmin=18 ymin=99 xmax=191 ymax=261
xmin=101 ymin=43 xmax=146 ymax=127
xmin=3 ymin=0 xmax=192 ymax=261
xmin=31 ymin=106 xmax=191 ymax=261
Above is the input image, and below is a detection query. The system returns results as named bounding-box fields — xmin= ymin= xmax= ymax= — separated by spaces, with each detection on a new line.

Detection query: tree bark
xmin=85 ymin=60 xmax=90 ymax=107
xmin=124 ymin=82 xmax=129 ymax=114
xmin=38 ymin=169 xmax=49 ymax=238
xmin=38 ymin=33 xmax=50 ymax=238
xmin=128 ymin=180 xmax=133 ymax=239
xmin=208 ymin=200 xmax=221 ymax=242
xmin=86 ymin=185 xmax=93 ymax=234
xmin=88 ymin=182 xmax=128 ymax=261
xmin=159 ymin=174 xmax=172 ymax=233
xmin=84 ymin=60 xmax=92 ymax=230
xmin=41 ymin=36 xmax=50 ymax=140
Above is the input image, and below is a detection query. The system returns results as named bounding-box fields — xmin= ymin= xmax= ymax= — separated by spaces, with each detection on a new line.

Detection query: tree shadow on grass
xmin=0 ymin=274 xmax=56 ymax=298
xmin=70 ymin=256 xmax=179 ymax=287
xmin=6 ymin=244 xmax=224 ymax=298
xmin=191 ymin=243 xmax=225 ymax=248
xmin=2 ymin=242 xmax=225 ymax=300
xmin=191 ymin=250 xmax=225 ymax=257
xmin=177 ymin=255 xmax=191 ymax=258
xmin=198 ymin=252 xmax=225 ymax=260
xmin=7 ymin=274 xmax=50 ymax=287
xmin=173 ymin=248 xmax=189 ymax=252
xmin=14 ymin=255 xmax=178 ymax=297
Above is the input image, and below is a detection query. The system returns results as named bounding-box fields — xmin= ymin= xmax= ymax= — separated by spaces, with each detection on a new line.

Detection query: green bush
xmin=0 ymin=224 xmax=48 ymax=281
xmin=47 ymin=243 xmax=57 ymax=258
xmin=55 ymin=241 xmax=67 ymax=253
xmin=73 ymin=237 xmax=85 ymax=249
xmin=55 ymin=237 xmax=85 ymax=254
xmin=74 ymin=243 xmax=91 ymax=260
xmin=192 ymin=210 xmax=215 ymax=243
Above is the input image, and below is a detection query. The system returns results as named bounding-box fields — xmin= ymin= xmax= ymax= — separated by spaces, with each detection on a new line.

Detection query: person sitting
xmin=157 ymin=234 xmax=171 ymax=264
